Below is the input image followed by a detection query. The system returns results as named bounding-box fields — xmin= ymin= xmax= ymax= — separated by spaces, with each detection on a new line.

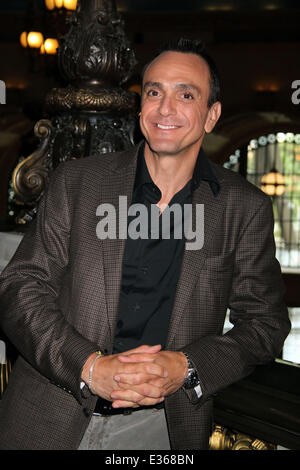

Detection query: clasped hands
xmin=83 ymin=345 xmax=188 ymax=409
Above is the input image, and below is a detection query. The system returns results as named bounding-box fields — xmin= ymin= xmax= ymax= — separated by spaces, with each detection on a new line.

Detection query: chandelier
xmin=260 ymin=168 xmax=286 ymax=197
xmin=20 ymin=0 xmax=78 ymax=56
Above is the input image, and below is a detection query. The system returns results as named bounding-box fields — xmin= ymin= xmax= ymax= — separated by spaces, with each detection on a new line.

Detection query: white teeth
xmin=156 ymin=124 xmax=178 ymax=129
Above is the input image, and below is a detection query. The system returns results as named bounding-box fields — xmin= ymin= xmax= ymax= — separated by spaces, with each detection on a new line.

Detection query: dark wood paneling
xmin=214 ymin=360 xmax=300 ymax=449
xmin=283 ymin=274 xmax=300 ymax=307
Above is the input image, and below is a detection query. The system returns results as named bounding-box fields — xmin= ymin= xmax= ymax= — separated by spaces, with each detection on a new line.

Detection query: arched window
xmin=224 ymin=132 xmax=300 ymax=364
xmin=225 ymin=132 xmax=300 ymax=269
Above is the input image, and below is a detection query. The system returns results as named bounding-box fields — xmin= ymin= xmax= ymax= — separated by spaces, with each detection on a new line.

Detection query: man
xmin=0 ymin=38 xmax=290 ymax=450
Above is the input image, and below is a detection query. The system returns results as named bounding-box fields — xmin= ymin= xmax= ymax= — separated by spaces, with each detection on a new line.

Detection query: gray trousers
xmin=78 ymin=408 xmax=171 ymax=450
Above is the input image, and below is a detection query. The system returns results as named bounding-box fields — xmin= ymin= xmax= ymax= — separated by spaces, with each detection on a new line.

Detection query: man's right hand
xmin=81 ymin=344 xmax=167 ymax=407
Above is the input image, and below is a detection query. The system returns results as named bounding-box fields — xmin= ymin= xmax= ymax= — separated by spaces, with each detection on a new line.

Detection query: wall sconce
xmin=45 ymin=0 xmax=77 ymax=10
xmin=63 ymin=0 xmax=77 ymax=9
xmin=255 ymin=85 xmax=280 ymax=93
xmin=261 ymin=168 xmax=286 ymax=196
xmin=20 ymin=0 xmax=78 ymax=58
xmin=20 ymin=31 xmax=58 ymax=56
xmin=43 ymin=38 xmax=59 ymax=55
xmin=20 ymin=31 xmax=44 ymax=49
xmin=27 ymin=31 xmax=45 ymax=49
xmin=20 ymin=31 xmax=28 ymax=48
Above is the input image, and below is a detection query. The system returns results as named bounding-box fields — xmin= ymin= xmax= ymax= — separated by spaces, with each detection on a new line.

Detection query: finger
xmin=119 ymin=361 xmax=168 ymax=379
xmin=110 ymin=389 xmax=145 ymax=404
xmin=137 ymin=396 xmax=165 ymax=407
xmin=111 ymin=382 xmax=163 ymax=400
xmin=114 ymin=382 xmax=163 ymax=398
xmin=122 ymin=344 xmax=162 ymax=356
xmin=148 ymin=377 xmax=167 ymax=388
xmin=114 ymin=371 xmax=167 ymax=386
xmin=111 ymin=400 xmax=140 ymax=409
xmin=112 ymin=396 xmax=164 ymax=408
xmin=118 ymin=353 xmax=157 ymax=363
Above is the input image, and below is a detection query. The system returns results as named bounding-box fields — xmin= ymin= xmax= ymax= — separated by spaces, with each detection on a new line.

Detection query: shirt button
xmin=133 ymin=303 xmax=141 ymax=312
xmin=141 ymin=266 xmax=148 ymax=275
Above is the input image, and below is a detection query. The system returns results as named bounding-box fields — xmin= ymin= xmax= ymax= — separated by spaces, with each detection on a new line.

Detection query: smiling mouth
xmin=155 ymin=123 xmax=180 ymax=130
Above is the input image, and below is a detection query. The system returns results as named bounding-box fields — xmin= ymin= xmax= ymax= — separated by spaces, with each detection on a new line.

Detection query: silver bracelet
xmin=88 ymin=350 xmax=103 ymax=391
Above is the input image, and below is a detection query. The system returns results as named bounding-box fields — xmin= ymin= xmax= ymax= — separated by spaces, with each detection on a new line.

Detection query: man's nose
xmin=158 ymin=95 xmax=176 ymax=116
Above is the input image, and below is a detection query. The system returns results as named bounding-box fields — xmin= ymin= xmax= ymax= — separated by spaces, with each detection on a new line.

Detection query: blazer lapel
xmin=166 ymin=179 xmax=225 ymax=348
xmin=100 ymin=146 xmax=139 ymax=345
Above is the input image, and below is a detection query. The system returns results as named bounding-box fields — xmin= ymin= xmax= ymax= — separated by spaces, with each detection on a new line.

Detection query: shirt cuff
xmin=194 ymin=383 xmax=202 ymax=398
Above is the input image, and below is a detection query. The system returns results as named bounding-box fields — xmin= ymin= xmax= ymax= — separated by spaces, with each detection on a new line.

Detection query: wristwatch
xmin=182 ymin=352 xmax=200 ymax=390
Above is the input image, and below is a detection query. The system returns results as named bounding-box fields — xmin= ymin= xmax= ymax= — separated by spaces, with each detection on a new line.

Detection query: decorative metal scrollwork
xmin=209 ymin=425 xmax=276 ymax=450
xmin=46 ymin=86 xmax=138 ymax=113
xmin=13 ymin=119 xmax=53 ymax=204
xmin=57 ymin=0 xmax=136 ymax=87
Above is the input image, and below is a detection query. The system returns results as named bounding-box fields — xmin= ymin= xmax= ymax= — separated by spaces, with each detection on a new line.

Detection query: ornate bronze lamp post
xmin=13 ymin=0 xmax=138 ymax=224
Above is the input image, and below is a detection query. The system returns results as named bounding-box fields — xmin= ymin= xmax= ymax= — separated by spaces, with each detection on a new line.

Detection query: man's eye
xmin=182 ymin=93 xmax=193 ymax=100
xmin=148 ymin=90 xmax=159 ymax=97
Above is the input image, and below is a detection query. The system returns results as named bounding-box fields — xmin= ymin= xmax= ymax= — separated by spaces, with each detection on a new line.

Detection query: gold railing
xmin=0 ymin=359 xmax=12 ymax=398
xmin=210 ymin=425 xmax=276 ymax=450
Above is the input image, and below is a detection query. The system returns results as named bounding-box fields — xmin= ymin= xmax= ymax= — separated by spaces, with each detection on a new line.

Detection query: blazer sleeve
xmin=0 ymin=164 xmax=99 ymax=403
xmin=183 ymin=195 xmax=291 ymax=405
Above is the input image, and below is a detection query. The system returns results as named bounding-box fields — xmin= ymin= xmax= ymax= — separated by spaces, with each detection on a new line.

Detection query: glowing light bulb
xmin=20 ymin=31 xmax=28 ymax=48
xmin=27 ymin=32 xmax=44 ymax=49
xmin=45 ymin=0 xmax=55 ymax=10
xmin=63 ymin=0 xmax=77 ymax=10
xmin=44 ymin=38 xmax=59 ymax=54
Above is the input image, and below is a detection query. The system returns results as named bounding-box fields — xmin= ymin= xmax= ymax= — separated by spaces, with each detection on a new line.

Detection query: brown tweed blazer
xmin=0 ymin=142 xmax=290 ymax=450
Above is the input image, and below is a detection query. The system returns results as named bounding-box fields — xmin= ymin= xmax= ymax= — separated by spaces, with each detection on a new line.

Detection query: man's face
xmin=140 ymin=51 xmax=221 ymax=158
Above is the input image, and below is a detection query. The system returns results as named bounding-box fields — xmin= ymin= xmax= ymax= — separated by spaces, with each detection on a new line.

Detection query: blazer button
xmin=83 ymin=407 xmax=92 ymax=417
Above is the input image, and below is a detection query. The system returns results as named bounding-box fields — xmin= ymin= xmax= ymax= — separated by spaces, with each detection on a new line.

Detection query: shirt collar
xmin=192 ymin=146 xmax=220 ymax=196
xmin=134 ymin=141 xmax=220 ymax=197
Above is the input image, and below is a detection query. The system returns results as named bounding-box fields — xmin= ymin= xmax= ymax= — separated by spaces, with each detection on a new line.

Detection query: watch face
xmin=184 ymin=369 xmax=199 ymax=389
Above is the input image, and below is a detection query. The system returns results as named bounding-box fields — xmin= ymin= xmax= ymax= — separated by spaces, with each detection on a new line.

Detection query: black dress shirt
xmin=113 ymin=143 xmax=220 ymax=354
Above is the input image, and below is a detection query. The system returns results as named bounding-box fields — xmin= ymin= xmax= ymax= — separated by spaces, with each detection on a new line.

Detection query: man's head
xmin=149 ymin=38 xmax=221 ymax=109
xmin=140 ymin=38 xmax=222 ymax=159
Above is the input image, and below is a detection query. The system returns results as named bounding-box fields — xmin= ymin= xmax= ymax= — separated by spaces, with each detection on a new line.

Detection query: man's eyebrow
xmin=143 ymin=81 xmax=163 ymax=90
xmin=143 ymin=81 xmax=200 ymax=94
xmin=175 ymin=83 xmax=201 ymax=94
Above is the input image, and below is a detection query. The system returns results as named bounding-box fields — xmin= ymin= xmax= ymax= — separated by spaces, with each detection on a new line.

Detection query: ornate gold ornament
xmin=209 ymin=425 xmax=276 ymax=450
xmin=13 ymin=120 xmax=53 ymax=203
xmin=0 ymin=360 xmax=12 ymax=398
xmin=46 ymin=86 xmax=137 ymax=113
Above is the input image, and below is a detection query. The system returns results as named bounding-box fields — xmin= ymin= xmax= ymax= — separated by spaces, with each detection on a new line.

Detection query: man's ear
xmin=204 ymin=101 xmax=222 ymax=134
